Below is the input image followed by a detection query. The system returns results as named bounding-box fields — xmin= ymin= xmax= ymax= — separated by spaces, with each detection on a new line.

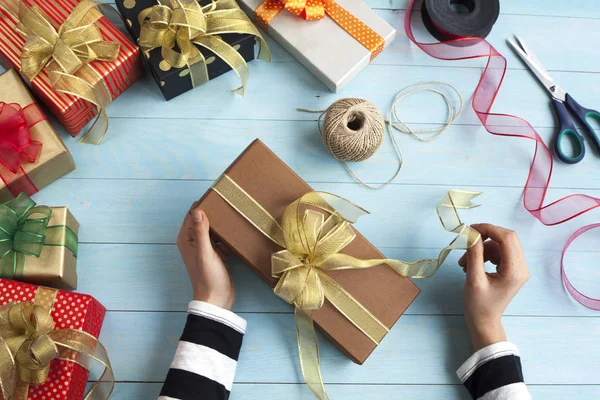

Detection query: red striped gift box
xmin=0 ymin=0 xmax=143 ymax=137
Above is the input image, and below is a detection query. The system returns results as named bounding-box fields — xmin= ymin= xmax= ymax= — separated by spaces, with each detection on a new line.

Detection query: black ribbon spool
xmin=422 ymin=0 xmax=500 ymax=42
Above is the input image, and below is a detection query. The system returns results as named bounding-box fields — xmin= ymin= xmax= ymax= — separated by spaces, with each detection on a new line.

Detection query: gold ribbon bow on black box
xmin=133 ymin=0 xmax=270 ymax=96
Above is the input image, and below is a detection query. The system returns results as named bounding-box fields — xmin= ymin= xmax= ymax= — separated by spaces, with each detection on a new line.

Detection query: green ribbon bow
xmin=0 ymin=193 xmax=78 ymax=278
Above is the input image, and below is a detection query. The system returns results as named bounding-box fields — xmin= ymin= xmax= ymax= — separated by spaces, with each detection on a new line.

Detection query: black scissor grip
xmin=565 ymin=93 xmax=600 ymax=156
xmin=551 ymin=98 xmax=585 ymax=164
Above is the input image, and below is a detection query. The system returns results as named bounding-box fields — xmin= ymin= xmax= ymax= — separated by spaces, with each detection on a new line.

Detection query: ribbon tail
xmin=0 ymin=339 xmax=16 ymax=400
xmin=12 ymin=381 xmax=28 ymax=400
xmin=50 ymin=329 xmax=115 ymax=400
xmin=77 ymin=108 xmax=108 ymax=145
xmin=205 ymin=17 xmax=271 ymax=62
xmin=294 ymin=308 xmax=328 ymax=400
xmin=193 ymin=36 xmax=248 ymax=95
xmin=47 ymin=70 xmax=111 ymax=145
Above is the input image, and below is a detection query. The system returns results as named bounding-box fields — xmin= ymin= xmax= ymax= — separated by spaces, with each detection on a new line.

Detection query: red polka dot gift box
xmin=0 ymin=279 xmax=112 ymax=400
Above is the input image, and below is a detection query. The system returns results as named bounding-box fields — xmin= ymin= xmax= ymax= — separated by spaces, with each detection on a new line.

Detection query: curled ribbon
xmin=0 ymin=102 xmax=44 ymax=197
xmin=0 ymin=291 xmax=113 ymax=400
xmin=254 ymin=0 xmax=385 ymax=60
xmin=1 ymin=0 xmax=121 ymax=144
xmin=139 ymin=0 xmax=270 ymax=95
xmin=211 ymin=174 xmax=481 ymax=399
xmin=0 ymin=193 xmax=78 ymax=280
xmin=404 ymin=0 xmax=600 ymax=308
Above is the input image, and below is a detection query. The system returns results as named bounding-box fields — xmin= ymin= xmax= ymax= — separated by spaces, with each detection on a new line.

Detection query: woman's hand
xmin=458 ymin=223 xmax=530 ymax=351
xmin=177 ymin=202 xmax=235 ymax=310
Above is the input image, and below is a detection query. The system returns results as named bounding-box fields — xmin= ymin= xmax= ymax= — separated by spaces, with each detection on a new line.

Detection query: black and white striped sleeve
xmin=158 ymin=301 xmax=246 ymax=400
xmin=456 ymin=342 xmax=531 ymax=400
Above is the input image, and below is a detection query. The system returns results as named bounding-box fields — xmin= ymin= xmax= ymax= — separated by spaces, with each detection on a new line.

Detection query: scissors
xmin=508 ymin=35 xmax=600 ymax=164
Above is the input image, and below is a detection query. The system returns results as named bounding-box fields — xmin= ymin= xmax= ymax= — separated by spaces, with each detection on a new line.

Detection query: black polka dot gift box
xmin=115 ymin=0 xmax=270 ymax=100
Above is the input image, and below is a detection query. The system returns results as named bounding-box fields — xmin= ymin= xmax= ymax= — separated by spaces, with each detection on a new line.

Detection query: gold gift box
xmin=0 ymin=69 xmax=75 ymax=202
xmin=14 ymin=206 xmax=80 ymax=290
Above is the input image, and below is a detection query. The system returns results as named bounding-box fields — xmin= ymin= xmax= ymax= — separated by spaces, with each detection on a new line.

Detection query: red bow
xmin=0 ymin=102 xmax=43 ymax=174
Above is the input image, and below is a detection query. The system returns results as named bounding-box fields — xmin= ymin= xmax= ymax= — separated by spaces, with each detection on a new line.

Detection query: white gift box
xmin=238 ymin=0 xmax=396 ymax=92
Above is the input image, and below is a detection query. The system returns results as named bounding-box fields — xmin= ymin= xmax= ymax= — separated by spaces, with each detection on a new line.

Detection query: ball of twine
xmin=321 ymin=98 xmax=385 ymax=162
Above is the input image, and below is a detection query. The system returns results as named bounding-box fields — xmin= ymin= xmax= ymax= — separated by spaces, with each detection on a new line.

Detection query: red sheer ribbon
xmin=404 ymin=0 xmax=600 ymax=309
xmin=562 ymin=224 xmax=600 ymax=310
xmin=0 ymin=102 xmax=44 ymax=196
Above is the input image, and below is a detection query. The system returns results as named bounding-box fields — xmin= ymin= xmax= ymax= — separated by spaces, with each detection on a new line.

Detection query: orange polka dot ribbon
xmin=254 ymin=0 xmax=385 ymax=60
xmin=0 ymin=286 xmax=114 ymax=400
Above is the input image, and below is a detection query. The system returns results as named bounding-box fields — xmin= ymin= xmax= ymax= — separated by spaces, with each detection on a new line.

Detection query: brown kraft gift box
xmin=0 ymin=69 xmax=75 ymax=202
xmin=198 ymin=139 xmax=420 ymax=364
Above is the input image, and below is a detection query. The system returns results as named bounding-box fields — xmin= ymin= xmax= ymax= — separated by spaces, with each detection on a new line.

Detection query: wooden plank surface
xmin=107 ymin=383 xmax=600 ymax=400
xmin=97 ymin=312 xmax=600 ymax=385
xmin=2 ymin=0 xmax=600 ymax=398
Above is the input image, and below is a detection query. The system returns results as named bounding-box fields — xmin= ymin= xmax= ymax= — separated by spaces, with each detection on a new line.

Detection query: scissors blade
xmin=507 ymin=35 xmax=567 ymax=101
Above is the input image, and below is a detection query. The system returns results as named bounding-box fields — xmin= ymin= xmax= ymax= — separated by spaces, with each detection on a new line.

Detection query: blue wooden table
xmin=4 ymin=0 xmax=600 ymax=398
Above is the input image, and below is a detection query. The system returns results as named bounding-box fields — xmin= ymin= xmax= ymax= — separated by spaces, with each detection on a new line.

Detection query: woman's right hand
xmin=458 ymin=224 xmax=530 ymax=351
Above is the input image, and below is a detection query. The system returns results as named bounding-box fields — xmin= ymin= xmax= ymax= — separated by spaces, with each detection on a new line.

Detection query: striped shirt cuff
xmin=188 ymin=301 xmax=247 ymax=334
xmin=457 ymin=342 xmax=530 ymax=400
xmin=158 ymin=302 xmax=246 ymax=400
xmin=457 ymin=342 xmax=520 ymax=382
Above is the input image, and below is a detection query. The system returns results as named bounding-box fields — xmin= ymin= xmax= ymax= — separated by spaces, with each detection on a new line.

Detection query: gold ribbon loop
xmin=2 ymin=0 xmax=121 ymax=144
xmin=0 ymin=288 xmax=114 ymax=400
xmin=211 ymin=174 xmax=481 ymax=400
xmin=139 ymin=0 xmax=270 ymax=95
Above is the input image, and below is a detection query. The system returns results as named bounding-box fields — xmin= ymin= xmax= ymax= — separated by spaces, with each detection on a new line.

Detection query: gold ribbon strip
xmin=254 ymin=0 xmax=385 ymax=60
xmin=211 ymin=174 xmax=481 ymax=399
xmin=138 ymin=0 xmax=270 ymax=95
xmin=1 ymin=0 xmax=121 ymax=144
xmin=0 ymin=286 xmax=114 ymax=400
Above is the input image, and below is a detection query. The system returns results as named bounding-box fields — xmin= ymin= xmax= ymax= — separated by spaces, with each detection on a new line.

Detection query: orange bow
xmin=283 ymin=0 xmax=327 ymax=20
xmin=254 ymin=0 xmax=385 ymax=60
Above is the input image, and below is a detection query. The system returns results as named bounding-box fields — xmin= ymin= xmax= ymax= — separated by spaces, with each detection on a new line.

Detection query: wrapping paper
xmin=0 ymin=0 xmax=143 ymax=137
xmin=0 ymin=69 xmax=75 ymax=201
xmin=116 ymin=0 xmax=258 ymax=100
xmin=237 ymin=0 xmax=395 ymax=92
xmin=1 ymin=205 xmax=80 ymax=290
xmin=198 ymin=139 xmax=421 ymax=364
xmin=0 ymin=279 xmax=106 ymax=400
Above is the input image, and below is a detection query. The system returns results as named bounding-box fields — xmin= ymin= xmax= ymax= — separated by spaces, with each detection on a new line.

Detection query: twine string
xmin=298 ymin=82 xmax=462 ymax=190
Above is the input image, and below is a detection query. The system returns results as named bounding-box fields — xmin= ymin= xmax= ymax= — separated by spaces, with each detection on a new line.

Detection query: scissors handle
xmin=565 ymin=93 xmax=600 ymax=156
xmin=551 ymin=98 xmax=585 ymax=164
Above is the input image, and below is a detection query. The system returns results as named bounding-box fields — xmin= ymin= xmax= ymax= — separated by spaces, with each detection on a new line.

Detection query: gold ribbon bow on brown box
xmin=212 ymin=173 xmax=482 ymax=400
xmin=0 ymin=287 xmax=114 ymax=400
xmin=138 ymin=0 xmax=270 ymax=95
xmin=1 ymin=0 xmax=121 ymax=144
